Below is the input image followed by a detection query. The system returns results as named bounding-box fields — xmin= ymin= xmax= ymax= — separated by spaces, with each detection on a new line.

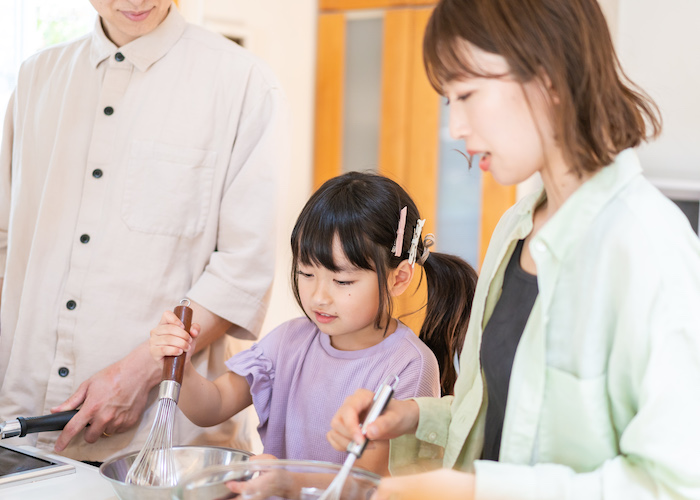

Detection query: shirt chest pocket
xmin=538 ymin=366 xmax=619 ymax=472
xmin=121 ymin=141 xmax=217 ymax=238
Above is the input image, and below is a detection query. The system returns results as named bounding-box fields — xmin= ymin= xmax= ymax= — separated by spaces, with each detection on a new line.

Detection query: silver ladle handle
xmin=346 ymin=374 xmax=399 ymax=458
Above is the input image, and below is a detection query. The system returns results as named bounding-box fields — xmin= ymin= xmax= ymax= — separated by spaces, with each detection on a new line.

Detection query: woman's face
xmin=443 ymin=43 xmax=557 ymax=186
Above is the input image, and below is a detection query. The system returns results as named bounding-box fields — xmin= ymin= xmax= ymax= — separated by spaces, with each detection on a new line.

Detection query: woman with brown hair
xmin=327 ymin=0 xmax=700 ymax=498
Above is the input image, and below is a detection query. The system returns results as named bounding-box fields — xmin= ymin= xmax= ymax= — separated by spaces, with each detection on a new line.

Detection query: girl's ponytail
xmin=420 ymin=251 xmax=477 ymax=395
xmin=291 ymin=170 xmax=477 ymax=395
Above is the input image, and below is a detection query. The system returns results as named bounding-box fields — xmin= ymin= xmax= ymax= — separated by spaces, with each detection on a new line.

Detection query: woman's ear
xmin=538 ymin=67 xmax=559 ymax=105
xmin=388 ymin=260 xmax=415 ymax=297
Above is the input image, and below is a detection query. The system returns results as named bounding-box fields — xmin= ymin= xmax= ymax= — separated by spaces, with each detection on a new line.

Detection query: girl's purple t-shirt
xmin=225 ymin=317 xmax=440 ymax=464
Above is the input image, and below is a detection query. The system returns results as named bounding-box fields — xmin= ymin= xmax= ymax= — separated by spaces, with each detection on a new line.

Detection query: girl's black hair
xmin=291 ymin=171 xmax=477 ymax=394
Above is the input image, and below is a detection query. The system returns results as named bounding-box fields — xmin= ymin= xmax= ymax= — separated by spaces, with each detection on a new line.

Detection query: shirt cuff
xmin=187 ymin=270 xmax=268 ymax=340
xmin=415 ymin=395 xmax=454 ymax=448
xmin=473 ymin=460 xmax=602 ymax=500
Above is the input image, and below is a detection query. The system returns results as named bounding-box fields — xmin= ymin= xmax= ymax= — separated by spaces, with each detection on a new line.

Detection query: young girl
xmin=328 ymin=0 xmax=700 ymax=498
xmin=150 ymin=171 xmax=477 ymax=476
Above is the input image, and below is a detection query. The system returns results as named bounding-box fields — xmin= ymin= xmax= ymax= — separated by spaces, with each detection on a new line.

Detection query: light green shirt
xmin=390 ymin=149 xmax=700 ymax=499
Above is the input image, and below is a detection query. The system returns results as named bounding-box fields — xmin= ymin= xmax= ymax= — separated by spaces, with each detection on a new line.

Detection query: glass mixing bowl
xmin=174 ymin=459 xmax=381 ymax=500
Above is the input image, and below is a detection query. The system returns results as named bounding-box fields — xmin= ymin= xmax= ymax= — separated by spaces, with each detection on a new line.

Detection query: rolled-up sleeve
xmin=389 ymin=395 xmax=453 ymax=476
xmin=188 ymin=71 xmax=289 ymax=340
xmin=415 ymin=395 xmax=454 ymax=448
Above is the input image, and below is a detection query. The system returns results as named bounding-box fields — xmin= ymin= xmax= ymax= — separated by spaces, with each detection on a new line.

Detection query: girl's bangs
xmin=295 ymin=210 xmax=376 ymax=273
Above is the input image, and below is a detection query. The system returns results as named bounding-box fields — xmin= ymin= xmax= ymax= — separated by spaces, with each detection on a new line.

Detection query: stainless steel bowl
xmin=99 ymin=445 xmax=252 ymax=500
xmin=175 ymin=459 xmax=381 ymax=500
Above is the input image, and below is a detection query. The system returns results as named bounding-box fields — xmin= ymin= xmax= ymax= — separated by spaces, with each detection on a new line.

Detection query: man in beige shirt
xmin=0 ymin=1 xmax=287 ymax=462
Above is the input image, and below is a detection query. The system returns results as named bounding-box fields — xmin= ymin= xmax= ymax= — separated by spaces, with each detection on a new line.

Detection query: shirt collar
xmin=507 ymin=187 xmax=544 ymax=241
xmin=535 ymin=148 xmax=643 ymax=260
xmin=88 ymin=3 xmax=186 ymax=72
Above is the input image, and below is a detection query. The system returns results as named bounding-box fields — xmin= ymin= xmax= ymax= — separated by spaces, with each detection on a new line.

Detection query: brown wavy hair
xmin=423 ymin=0 xmax=662 ymax=176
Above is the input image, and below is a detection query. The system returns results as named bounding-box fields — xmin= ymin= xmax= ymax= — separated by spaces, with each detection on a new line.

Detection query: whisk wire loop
xmin=125 ymin=398 xmax=178 ymax=486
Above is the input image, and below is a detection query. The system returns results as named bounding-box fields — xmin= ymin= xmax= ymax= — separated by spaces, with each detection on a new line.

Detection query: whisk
xmin=125 ymin=299 xmax=193 ymax=487
xmin=319 ymin=375 xmax=399 ymax=500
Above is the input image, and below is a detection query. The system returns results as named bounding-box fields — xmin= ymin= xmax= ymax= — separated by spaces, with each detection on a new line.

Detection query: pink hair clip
xmin=392 ymin=206 xmax=408 ymax=257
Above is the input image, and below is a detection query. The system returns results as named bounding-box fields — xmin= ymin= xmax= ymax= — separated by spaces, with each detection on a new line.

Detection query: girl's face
xmin=443 ymin=43 xmax=557 ymax=186
xmin=296 ymin=238 xmax=390 ymax=350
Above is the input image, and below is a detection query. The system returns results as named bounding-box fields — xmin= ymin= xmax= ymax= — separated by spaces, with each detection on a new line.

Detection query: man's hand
xmin=51 ymin=342 xmax=160 ymax=451
xmin=50 ymin=299 xmax=231 ymax=451
xmin=372 ymin=469 xmax=475 ymax=500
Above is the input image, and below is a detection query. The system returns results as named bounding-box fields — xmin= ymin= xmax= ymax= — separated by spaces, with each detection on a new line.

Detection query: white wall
xmin=179 ymin=0 xmax=317 ymax=334
xmin=597 ymin=0 xmax=619 ymax=38
xmin=519 ymin=0 xmax=700 ymax=201
xmin=614 ymin=0 xmax=700 ymax=189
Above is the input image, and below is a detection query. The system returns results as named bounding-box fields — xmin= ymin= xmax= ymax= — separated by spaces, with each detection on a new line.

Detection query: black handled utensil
xmin=0 ymin=410 xmax=78 ymax=439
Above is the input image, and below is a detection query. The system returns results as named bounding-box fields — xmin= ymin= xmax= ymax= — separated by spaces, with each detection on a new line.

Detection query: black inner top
xmin=480 ymin=239 xmax=539 ymax=461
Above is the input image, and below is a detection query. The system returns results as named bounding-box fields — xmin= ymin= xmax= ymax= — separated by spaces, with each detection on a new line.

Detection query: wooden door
xmin=314 ymin=1 xmax=515 ymax=332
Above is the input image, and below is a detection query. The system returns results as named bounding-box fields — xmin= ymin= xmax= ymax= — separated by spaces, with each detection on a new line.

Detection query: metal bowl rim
xmin=98 ymin=444 xmax=254 ymax=490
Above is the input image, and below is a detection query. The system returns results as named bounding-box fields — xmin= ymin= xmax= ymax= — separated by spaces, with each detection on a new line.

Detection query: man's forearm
xmin=131 ymin=340 xmax=163 ymax=390
xmin=187 ymin=299 xmax=233 ymax=353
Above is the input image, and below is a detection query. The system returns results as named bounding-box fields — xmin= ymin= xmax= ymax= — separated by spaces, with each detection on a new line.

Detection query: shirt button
xmin=428 ymin=432 xmax=437 ymax=442
xmin=534 ymin=241 xmax=547 ymax=253
xmin=104 ymin=106 xmax=114 ymax=116
xmin=66 ymin=300 xmax=77 ymax=310
xmin=80 ymin=234 xmax=90 ymax=244
xmin=92 ymin=169 xmax=103 ymax=179
xmin=58 ymin=367 xmax=70 ymax=377
xmin=115 ymin=52 xmax=125 ymax=62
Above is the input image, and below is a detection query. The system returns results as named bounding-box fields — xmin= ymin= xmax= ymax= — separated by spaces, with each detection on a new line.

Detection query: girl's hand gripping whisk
xmin=319 ymin=375 xmax=400 ymax=500
xmin=125 ymin=299 xmax=192 ymax=487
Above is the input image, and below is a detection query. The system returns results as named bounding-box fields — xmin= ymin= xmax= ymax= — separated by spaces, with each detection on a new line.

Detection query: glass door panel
xmin=342 ymin=13 xmax=384 ymax=173
xmin=436 ymin=104 xmax=482 ymax=269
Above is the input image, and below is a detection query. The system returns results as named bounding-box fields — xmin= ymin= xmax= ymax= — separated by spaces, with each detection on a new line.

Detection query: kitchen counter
xmin=1 ymin=446 xmax=117 ymax=500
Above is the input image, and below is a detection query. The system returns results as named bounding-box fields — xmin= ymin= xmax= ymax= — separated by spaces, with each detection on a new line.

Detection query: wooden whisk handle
xmin=162 ymin=303 xmax=193 ymax=384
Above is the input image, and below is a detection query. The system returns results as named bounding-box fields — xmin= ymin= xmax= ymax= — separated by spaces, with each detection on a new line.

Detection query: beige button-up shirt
xmin=0 ymin=6 xmax=287 ymax=461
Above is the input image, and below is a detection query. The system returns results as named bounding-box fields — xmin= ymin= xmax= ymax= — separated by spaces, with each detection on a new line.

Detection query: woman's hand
xmin=149 ymin=310 xmax=200 ymax=363
xmin=372 ymin=469 xmax=475 ymax=500
xmin=327 ymin=389 xmax=420 ymax=452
